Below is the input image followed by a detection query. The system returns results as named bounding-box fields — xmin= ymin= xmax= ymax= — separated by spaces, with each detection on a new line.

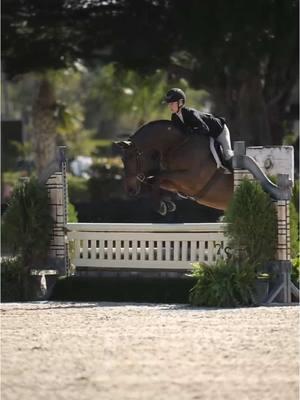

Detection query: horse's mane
xmin=130 ymin=119 xmax=182 ymax=141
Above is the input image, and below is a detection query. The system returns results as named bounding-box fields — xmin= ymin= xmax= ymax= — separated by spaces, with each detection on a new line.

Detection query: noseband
xmin=131 ymin=142 xmax=146 ymax=183
xmin=128 ymin=141 xmax=159 ymax=188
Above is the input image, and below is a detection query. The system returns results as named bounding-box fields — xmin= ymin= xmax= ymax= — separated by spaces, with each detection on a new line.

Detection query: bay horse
xmin=116 ymin=120 xmax=234 ymax=214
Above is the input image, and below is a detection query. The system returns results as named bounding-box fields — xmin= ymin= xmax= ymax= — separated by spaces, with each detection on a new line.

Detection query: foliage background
xmin=1 ymin=1 xmax=298 ymax=223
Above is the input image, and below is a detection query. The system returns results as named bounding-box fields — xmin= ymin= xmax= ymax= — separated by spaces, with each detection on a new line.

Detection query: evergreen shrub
xmin=2 ymin=178 xmax=53 ymax=285
xmin=291 ymin=256 xmax=299 ymax=288
xmin=189 ymin=179 xmax=279 ymax=307
xmin=224 ymin=179 xmax=277 ymax=268
xmin=290 ymin=180 xmax=299 ymax=260
xmin=1 ymin=257 xmax=23 ymax=301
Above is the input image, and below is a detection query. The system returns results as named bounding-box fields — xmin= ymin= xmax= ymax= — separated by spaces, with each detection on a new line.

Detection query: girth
xmin=191 ymin=168 xmax=223 ymax=201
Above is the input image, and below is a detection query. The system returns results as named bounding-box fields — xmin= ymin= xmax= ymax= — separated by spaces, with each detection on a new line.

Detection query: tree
xmin=32 ymin=77 xmax=58 ymax=173
xmin=168 ymin=0 xmax=299 ymax=145
xmin=2 ymin=0 xmax=298 ymax=146
xmin=84 ymin=64 xmax=207 ymax=134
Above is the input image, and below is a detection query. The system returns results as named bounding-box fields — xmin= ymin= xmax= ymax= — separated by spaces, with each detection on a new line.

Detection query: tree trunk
xmin=236 ymin=77 xmax=273 ymax=145
xmin=32 ymin=77 xmax=58 ymax=178
xmin=212 ymin=76 xmax=275 ymax=146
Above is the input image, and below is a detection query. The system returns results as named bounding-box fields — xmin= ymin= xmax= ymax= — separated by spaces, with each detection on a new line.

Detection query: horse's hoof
xmin=158 ymin=201 xmax=167 ymax=216
xmin=166 ymin=201 xmax=176 ymax=212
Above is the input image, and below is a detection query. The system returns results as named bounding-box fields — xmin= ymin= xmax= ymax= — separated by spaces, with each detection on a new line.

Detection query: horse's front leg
xmin=144 ymin=175 xmax=165 ymax=214
xmin=146 ymin=171 xmax=183 ymax=214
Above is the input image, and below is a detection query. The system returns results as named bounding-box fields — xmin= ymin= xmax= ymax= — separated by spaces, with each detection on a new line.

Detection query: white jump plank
xmin=148 ymin=241 xmax=154 ymax=261
xmin=174 ymin=241 xmax=180 ymax=261
xmin=157 ymin=241 xmax=162 ymax=261
xmin=90 ymin=240 xmax=96 ymax=260
xmin=115 ymin=240 xmax=121 ymax=260
xmin=165 ymin=241 xmax=171 ymax=261
xmin=181 ymin=241 xmax=188 ymax=261
xmin=68 ymin=223 xmax=228 ymax=270
xmin=190 ymin=241 xmax=197 ymax=262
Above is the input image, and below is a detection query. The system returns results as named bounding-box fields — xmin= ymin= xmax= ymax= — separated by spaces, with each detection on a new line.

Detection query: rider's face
xmin=168 ymin=101 xmax=183 ymax=113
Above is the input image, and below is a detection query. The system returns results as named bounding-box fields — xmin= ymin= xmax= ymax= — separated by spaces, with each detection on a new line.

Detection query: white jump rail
xmin=66 ymin=223 xmax=229 ymax=270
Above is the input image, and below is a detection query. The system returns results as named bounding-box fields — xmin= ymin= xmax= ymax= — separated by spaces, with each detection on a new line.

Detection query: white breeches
xmin=209 ymin=124 xmax=233 ymax=168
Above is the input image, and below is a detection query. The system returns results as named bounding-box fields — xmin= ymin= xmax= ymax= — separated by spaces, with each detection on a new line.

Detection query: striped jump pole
xmin=39 ymin=146 xmax=70 ymax=277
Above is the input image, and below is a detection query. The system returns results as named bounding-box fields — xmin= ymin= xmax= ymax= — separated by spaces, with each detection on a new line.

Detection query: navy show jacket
xmin=171 ymin=107 xmax=226 ymax=139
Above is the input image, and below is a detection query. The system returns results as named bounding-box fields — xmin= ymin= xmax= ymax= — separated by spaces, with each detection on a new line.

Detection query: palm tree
xmin=32 ymin=77 xmax=58 ymax=178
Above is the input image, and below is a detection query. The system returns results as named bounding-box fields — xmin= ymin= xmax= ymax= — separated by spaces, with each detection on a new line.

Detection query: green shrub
xmin=68 ymin=202 xmax=78 ymax=223
xmin=1 ymin=257 xmax=23 ymax=301
xmin=68 ymin=175 xmax=90 ymax=203
xmin=189 ymin=260 xmax=256 ymax=307
xmin=224 ymin=179 xmax=277 ymax=268
xmin=67 ymin=157 xmax=125 ymax=204
xmin=88 ymin=163 xmax=124 ymax=200
xmin=2 ymin=178 xmax=53 ymax=270
xmin=291 ymin=255 xmax=299 ymax=288
xmin=290 ymin=180 xmax=299 ymax=259
xmin=3 ymin=171 xmax=22 ymax=187
xmin=290 ymin=201 xmax=299 ymax=259
xmin=292 ymin=180 xmax=299 ymax=214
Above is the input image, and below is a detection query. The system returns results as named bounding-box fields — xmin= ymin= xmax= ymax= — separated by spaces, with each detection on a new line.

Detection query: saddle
xmin=185 ymin=128 xmax=232 ymax=173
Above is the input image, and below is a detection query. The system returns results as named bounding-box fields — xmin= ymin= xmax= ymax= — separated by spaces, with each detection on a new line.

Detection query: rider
xmin=164 ymin=88 xmax=234 ymax=172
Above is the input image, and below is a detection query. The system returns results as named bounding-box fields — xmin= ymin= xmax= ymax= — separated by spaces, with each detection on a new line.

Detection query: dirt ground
xmin=1 ymin=302 xmax=299 ymax=400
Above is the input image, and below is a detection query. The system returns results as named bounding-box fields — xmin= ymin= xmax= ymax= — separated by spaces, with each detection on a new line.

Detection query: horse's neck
xmin=134 ymin=123 xmax=184 ymax=153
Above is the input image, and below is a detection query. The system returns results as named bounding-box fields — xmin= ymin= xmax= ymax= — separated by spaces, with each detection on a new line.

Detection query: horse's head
xmin=115 ymin=140 xmax=160 ymax=197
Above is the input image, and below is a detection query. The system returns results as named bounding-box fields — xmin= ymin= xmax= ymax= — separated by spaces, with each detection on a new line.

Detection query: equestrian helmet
xmin=164 ymin=88 xmax=186 ymax=104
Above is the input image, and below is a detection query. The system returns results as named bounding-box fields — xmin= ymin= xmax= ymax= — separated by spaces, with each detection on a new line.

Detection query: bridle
xmin=131 ymin=141 xmax=160 ymax=188
xmin=136 ymin=156 xmax=146 ymax=182
xmin=131 ymin=141 xmax=146 ymax=183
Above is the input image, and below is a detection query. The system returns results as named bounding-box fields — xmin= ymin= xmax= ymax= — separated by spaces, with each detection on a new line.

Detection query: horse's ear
xmin=114 ymin=140 xmax=132 ymax=150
